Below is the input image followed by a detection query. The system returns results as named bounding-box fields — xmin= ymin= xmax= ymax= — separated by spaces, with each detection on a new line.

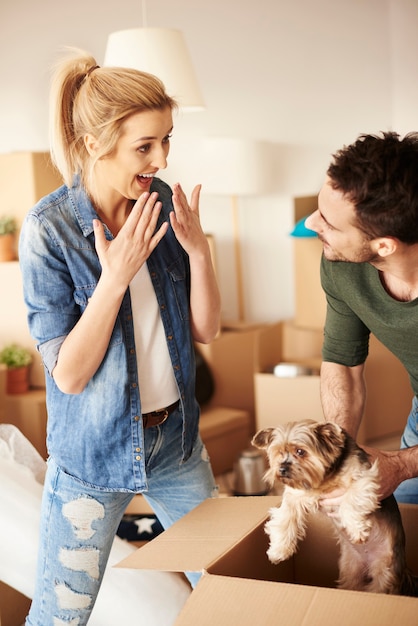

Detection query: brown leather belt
xmin=142 ymin=400 xmax=180 ymax=429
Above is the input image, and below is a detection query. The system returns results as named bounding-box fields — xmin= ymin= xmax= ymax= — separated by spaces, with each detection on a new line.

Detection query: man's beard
xmin=320 ymin=238 xmax=379 ymax=264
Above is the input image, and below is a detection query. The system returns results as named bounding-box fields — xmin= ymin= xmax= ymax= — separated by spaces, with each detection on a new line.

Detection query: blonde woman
xmin=20 ymin=48 xmax=220 ymax=625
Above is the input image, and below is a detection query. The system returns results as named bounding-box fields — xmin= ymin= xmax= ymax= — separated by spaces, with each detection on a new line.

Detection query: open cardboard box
xmin=117 ymin=496 xmax=418 ymax=625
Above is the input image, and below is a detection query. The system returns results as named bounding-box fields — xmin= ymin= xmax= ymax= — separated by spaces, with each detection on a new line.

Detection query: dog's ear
xmin=252 ymin=428 xmax=275 ymax=450
xmin=313 ymin=422 xmax=346 ymax=453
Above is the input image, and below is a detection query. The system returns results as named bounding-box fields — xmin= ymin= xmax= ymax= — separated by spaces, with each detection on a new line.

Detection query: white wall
xmin=1 ymin=0 xmax=417 ymax=322
xmin=388 ymin=0 xmax=418 ymax=135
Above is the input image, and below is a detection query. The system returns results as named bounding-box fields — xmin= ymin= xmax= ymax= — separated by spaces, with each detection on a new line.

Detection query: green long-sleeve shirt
xmin=320 ymin=255 xmax=418 ymax=396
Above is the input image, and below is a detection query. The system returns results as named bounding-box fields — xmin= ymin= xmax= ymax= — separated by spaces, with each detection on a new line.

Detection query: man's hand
xmin=319 ymin=446 xmax=413 ymax=519
xmin=362 ymin=446 xmax=408 ymax=500
xmin=319 ymin=488 xmax=346 ymax=519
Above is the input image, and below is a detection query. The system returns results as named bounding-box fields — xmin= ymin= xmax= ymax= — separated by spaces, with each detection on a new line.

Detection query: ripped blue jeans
xmin=26 ymin=410 xmax=217 ymax=626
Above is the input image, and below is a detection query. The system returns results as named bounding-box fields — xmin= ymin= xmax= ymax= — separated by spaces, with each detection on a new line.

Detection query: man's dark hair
xmin=327 ymin=131 xmax=418 ymax=243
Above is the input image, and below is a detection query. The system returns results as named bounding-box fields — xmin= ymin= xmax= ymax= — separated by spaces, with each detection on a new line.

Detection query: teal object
xmin=290 ymin=216 xmax=317 ymax=238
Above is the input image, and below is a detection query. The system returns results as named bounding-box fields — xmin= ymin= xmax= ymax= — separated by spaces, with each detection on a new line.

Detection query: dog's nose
xmin=279 ymin=463 xmax=291 ymax=477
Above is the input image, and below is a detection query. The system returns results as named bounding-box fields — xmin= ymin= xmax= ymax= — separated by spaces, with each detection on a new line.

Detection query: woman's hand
xmin=94 ymin=191 xmax=168 ymax=290
xmin=169 ymin=183 xmax=207 ymax=256
xmin=169 ymin=182 xmax=221 ymax=343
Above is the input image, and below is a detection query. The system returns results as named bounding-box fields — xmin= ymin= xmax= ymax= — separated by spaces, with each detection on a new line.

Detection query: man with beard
xmin=305 ymin=131 xmax=418 ymax=506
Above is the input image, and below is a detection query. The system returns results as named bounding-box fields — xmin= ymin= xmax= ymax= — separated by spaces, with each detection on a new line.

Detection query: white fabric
xmin=0 ymin=424 xmax=191 ymax=625
xmin=130 ymin=265 xmax=179 ymax=412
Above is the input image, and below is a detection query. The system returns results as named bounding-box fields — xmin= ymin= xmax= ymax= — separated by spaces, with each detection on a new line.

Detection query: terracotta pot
xmin=0 ymin=233 xmax=17 ymax=262
xmin=6 ymin=366 xmax=29 ymax=394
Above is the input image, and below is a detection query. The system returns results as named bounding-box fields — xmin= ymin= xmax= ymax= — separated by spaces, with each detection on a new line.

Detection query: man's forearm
xmin=320 ymin=361 xmax=366 ymax=438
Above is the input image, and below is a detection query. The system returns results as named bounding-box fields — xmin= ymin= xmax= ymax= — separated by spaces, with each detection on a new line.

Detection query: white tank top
xmin=130 ymin=264 xmax=179 ymax=413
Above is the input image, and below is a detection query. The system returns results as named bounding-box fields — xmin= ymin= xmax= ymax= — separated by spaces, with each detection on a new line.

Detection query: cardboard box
xmin=199 ymin=406 xmax=251 ymax=476
xmin=197 ymin=322 xmax=282 ymax=433
xmin=0 ymin=151 xmax=62 ymax=230
xmin=117 ymin=496 xmax=418 ymax=625
xmin=0 ymin=581 xmax=31 ymax=626
xmin=292 ymin=195 xmax=326 ymax=330
xmin=254 ymin=321 xmax=323 ymax=431
xmin=294 ymin=195 xmax=318 ymax=225
xmin=255 ymin=370 xmax=323 ymax=430
xmin=282 ymin=319 xmax=323 ymax=362
xmin=196 ymin=326 xmax=262 ymax=417
xmin=3 ymin=388 xmax=47 ymax=459
xmin=361 ymin=335 xmax=413 ymax=443
xmin=254 ymin=321 xmax=283 ymax=373
xmin=293 ymin=237 xmax=326 ymax=329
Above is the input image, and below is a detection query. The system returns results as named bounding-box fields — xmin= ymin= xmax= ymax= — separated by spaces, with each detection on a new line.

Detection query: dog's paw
xmin=265 ymin=526 xmax=296 ymax=562
xmin=264 ymin=508 xmax=301 ymax=562
xmin=267 ymin=541 xmax=294 ymax=563
xmin=345 ymin=518 xmax=372 ymax=544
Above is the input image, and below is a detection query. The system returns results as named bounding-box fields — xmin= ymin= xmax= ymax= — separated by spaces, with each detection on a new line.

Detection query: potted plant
xmin=0 ymin=343 xmax=33 ymax=394
xmin=0 ymin=215 xmax=18 ymax=262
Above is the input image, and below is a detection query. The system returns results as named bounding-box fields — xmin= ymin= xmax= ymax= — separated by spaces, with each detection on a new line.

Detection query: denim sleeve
xmin=19 ymin=213 xmax=81 ymax=367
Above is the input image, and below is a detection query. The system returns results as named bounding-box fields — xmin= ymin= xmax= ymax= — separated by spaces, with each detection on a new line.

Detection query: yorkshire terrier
xmin=252 ymin=419 xmax=418 ymax=596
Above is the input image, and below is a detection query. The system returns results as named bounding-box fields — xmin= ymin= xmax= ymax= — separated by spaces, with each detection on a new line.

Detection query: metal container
xmin=233 ymin=449 xmax=269 ymax=496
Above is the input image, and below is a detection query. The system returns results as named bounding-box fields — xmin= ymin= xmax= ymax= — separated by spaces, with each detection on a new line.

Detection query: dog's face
xmin=252 ymin=419 xmax=347 ymax=490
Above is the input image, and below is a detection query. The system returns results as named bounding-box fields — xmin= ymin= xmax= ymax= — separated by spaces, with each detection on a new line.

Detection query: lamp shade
xmin=199 ymin=137 xmax=273 ymax=196
xmin=103 ymin=28 xmax=205 ymax=111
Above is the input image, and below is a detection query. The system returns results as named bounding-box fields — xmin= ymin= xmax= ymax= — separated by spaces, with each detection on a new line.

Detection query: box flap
xmin=116 ymin=496 xmax=280 ymax=573
xmin=174 ymin=574 xmax=418 ymax=626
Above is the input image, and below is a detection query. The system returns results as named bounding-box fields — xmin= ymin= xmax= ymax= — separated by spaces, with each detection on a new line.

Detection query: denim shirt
xmin=19 ymin=177 xmax=200 ymax=492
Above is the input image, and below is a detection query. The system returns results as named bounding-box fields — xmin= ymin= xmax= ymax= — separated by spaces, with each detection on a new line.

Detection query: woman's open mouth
xmin=136 ymin=173 xmax=156 ymax=190
xmin=137 ymin=173 xmax=155 ymax=184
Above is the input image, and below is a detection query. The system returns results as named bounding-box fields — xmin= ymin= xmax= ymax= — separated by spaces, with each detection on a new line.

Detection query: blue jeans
xmin=394 ymin=395 xmax=418 ymax=504
xmin=26 ymin=410 xmax=217 ymax=626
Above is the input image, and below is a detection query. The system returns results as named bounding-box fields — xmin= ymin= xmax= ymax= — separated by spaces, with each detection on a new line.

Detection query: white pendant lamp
xmin=103 ymin=27 xmax=205 ymax=111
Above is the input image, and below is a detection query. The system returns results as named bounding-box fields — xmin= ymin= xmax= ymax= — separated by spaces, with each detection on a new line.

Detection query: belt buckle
xmin=158 ymin=408 xmax=169 ymax=424
xmin=143 ymin=404 xmax=174 ymax=429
